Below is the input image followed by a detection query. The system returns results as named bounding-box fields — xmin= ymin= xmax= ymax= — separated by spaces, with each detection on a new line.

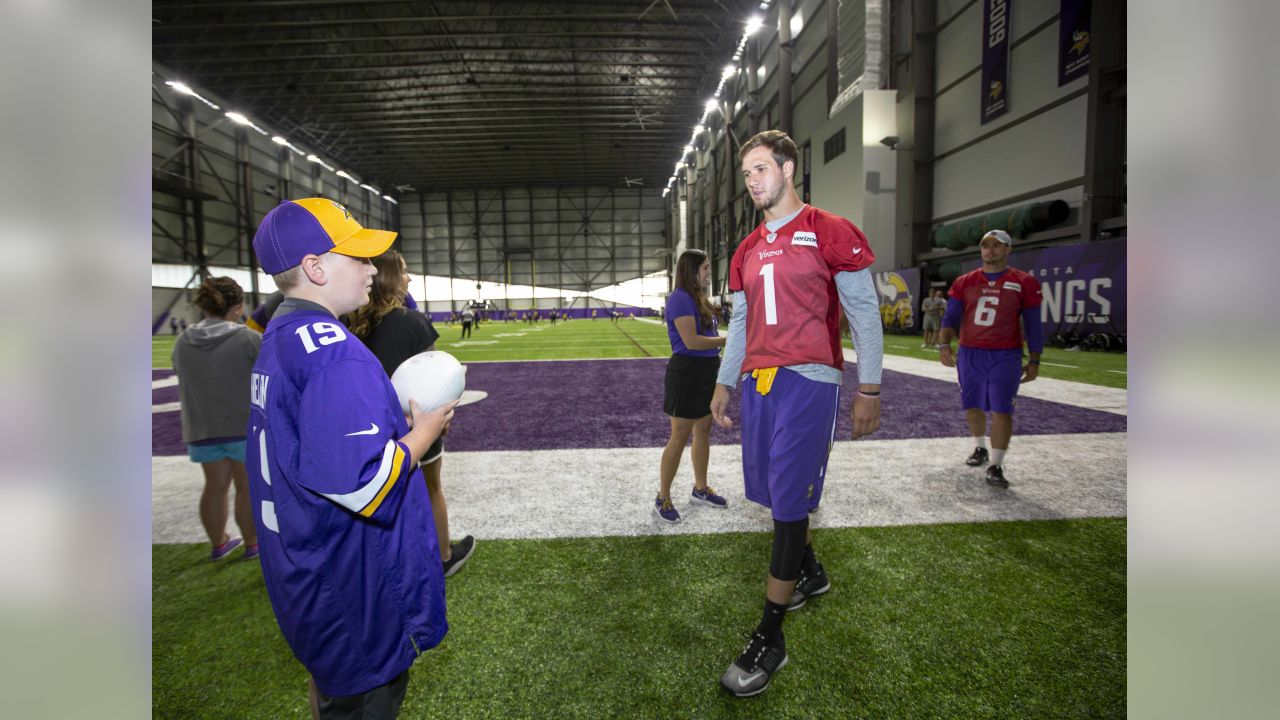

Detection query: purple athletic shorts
xmin=740 ymin=368 xmax=841 ymax=522
xmin=957 ymin=346 xmax=1023 ymax=414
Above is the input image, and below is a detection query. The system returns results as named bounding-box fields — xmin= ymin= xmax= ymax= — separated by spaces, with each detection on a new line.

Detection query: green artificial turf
xmin=154 ymin=518 xmax=1125 ymax=719
xmin=153 ymin=320 xmax=1126 ymax=389
xmin=153 ymin=334 xmax=177 ymax=369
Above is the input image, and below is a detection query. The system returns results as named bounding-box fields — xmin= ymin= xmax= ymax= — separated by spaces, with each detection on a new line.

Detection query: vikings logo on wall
xmin=1058 ymin=0 xmax=1092 ymax=85
xmin=874 ymin=271 xmax=918 ymax=332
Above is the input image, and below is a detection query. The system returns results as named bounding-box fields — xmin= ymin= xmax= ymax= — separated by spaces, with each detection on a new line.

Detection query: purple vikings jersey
xmin=246 ymin=307 xmax=447 ymax=696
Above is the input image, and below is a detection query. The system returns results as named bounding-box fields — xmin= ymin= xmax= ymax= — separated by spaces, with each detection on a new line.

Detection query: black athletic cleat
xmin=720 ymin=631 xmax=788 ymax=697
xmin=985 ymin=465 xmax=1009 ymax=488
xmin=442 ymin=535 xmax=475 ymax=578
xmin=786 ymin=564 xmax=831 ymax=611
xmin=965 ymin=446 xmax=990 ymax=466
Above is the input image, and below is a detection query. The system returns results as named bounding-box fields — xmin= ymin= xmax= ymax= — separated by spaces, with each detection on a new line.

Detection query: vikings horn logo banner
xmin=981 ymin=0 xmax=1011 ymax=124
xmin=1058 ymin=0 xmax=1091 ymax=86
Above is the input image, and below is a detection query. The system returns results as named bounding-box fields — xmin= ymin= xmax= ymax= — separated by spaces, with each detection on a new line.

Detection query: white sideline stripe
xmin=1108 ymin=370 xmax=1128 ymax=374
xmin=153 ymin=402 xmax=181 ymax=414
xmin=1039 ymin=362 xmax=1078 ymax=368
xmin=153 ymin=376 xmax=179 ymax=389
xmin=151 ymin=432 xmax=1126 ymax=544
xmin=866 ymin=350 xmax=1128 ymax=416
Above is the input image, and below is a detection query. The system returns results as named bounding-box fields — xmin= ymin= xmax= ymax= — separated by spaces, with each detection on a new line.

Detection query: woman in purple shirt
xmin=654 ymin=249 xmax=729 ymax=523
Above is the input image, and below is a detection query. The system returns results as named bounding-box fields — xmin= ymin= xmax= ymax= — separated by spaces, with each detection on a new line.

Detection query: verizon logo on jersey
xmin=1002 ymin=281 xmax=1022 ymax=292
xmin=791 ymin=231 xmax=817 ymax=247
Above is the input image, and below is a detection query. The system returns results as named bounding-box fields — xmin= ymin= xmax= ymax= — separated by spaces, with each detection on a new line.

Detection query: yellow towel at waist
xmin=751 ymin=367 xmax=779 ymax=395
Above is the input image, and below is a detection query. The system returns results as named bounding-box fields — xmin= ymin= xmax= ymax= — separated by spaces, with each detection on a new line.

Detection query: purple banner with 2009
xmin=963 ymin=237 xmax=1126 ymax=334
xmin=981 ymin=0 xmax=1012 ymax=124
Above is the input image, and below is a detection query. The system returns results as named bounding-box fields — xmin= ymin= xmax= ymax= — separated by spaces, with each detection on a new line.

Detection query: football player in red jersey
xmin=710 ymin=130 xmax=884 ymax=697
xmin=937 ymin=229 xmax=1044 ymax=488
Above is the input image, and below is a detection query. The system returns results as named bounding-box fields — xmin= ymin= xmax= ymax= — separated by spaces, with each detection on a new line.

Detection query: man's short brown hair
xmin=739 ymin=130 xmax=799 ymax=170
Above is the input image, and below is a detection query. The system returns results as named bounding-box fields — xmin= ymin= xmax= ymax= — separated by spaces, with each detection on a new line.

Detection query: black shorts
xmin=420 ymin=436 xmax=444 ymax=466
xmin=663 ymin=354 xmax=720 ymax=419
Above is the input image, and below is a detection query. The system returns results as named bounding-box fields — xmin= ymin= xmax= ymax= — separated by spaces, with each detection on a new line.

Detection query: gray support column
xmin=827 ymin=0 xmax=839 ymax=108
xmin=610 ymin=190 xmax=617 ymax=292
xmin=418 ymin=191 xmax=428 ymax=278
xmin=1080 ymin=1 xmax=1127 ymax=241
xmin=446 ymin=191 xmax=457 ymax=312
xmin=747 ymin=29 xmax=761 ymax=135
xmin=778 ymin=0 xmax=794 ymax=135
xmin=531 ymin=188 xmax=540 ymax=302
xmin=179 ymin=96 xmax=207 ymax=279
xmin=473 ymin=193 xmax=482 ymax=298
xmin=501 ymin=188 xmax=509 ymax=309
xmin=910 ymin=0 xmax=937 ymax=258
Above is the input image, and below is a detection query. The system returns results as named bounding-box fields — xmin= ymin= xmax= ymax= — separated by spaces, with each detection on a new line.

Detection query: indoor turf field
xmin=152 ymin=318 xmax=1126 ymax=718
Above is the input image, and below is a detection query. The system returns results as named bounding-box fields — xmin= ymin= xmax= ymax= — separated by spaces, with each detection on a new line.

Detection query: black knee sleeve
xmin=769 ymin=517 xmax=809 ymax=581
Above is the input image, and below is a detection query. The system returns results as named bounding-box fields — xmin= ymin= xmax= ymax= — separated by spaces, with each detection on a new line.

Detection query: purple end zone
xmin=150 ymin=360 xmax=1127 ymax=456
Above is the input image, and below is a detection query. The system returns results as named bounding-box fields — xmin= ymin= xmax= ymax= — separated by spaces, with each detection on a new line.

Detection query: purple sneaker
xmin=653 ymin=495 xmax=681 ymax=523
xmin=242 ymin=544 xmax=260 ymax=561
xmin=211 ymin=536 xmax=242 ymax=562
xmin=691 ymin=486 xmax=728 ymax=509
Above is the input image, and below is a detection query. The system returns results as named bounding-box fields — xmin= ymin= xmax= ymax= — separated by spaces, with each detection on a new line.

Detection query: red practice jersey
xmin=948 ymin=267 xmax=1043 ymax=349
xmin=729 ymin=205 xmax=875 ymax=373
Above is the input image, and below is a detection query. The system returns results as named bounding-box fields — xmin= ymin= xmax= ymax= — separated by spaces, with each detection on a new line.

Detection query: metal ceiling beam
xmin=176 ymin=52 xmax=718 ymax=70
xmin=156 ymin=0 xmax=732 ymax=9
xmin=155 ymin=14 xmax=707 ymax=31
xmin=154 ymin=30 xmax=718 ymax=49
xmin=257 ymin=85 xmax=693 ymax=107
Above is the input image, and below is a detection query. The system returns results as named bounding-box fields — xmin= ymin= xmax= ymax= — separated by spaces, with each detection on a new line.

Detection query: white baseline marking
xmin=152 ymin=433 xmax=1125 ymax=544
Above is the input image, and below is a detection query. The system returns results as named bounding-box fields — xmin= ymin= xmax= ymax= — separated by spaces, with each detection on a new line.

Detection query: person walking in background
xmin=348 ymin=250 xmax=476 ymax=578
xmin=171 ymin=276 xmax=261 ymax=562
xmin=654 ymin=249 xmax=729 ymax=523
xmin=709 ymin=130 xmax=883 ymax=697
xmin=246 ymin=198 xmax=456 ymax=718
xmin=937 ymin=229 xmax=1043 ymax=488
xmin=921 ymin=288 xmax=947 ymax=348
xmin=460 ymin=307 xmax=474 ymax=338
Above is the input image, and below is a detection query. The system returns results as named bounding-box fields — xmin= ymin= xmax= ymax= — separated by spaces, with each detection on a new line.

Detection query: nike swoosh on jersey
xmin=851 ymin=247 xmax=863 ymax=254
xmin=736 ymin=671 xmax=765 ymax=687
xmin=344 ymin=423 xmax=380 ymax=436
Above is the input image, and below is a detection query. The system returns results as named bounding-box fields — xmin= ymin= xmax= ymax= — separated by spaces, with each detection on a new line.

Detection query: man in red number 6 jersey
xmin=936 ymin=229 xmax=1044 ymax=488
xmin=709 ymin=130 xmax=884 ymax=697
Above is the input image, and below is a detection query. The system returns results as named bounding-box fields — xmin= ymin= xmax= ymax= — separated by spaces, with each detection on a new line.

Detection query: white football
xmin=390 ymin=350 xmax=467 ymax=414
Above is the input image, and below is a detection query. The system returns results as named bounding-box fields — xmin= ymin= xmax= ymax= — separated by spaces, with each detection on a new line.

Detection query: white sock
xmin=991 ymin=448 xmax=1007 ymax=466
xmin=974 ymin=437 xmax=987 ymax=449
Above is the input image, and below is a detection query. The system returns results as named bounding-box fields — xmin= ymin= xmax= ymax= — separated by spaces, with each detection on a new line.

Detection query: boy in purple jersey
xmin=247 ymin=198 xmax=456 ymax=719
xmin=937 ymin=229 xmax=1043 ymax=487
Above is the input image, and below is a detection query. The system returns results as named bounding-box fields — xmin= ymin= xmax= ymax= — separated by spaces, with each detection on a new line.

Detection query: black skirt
xmin=663 ymin=354 xmax=721 ymax=419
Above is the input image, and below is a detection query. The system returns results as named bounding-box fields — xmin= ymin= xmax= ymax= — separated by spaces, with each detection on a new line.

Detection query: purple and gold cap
xmin=253 ymin=198 xmax=396 ymax=274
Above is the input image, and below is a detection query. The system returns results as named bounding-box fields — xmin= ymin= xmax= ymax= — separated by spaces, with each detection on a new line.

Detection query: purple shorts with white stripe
xmin=739 ymin=368 xmax=841 ymax=522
